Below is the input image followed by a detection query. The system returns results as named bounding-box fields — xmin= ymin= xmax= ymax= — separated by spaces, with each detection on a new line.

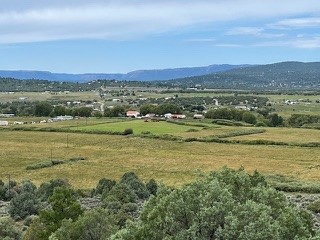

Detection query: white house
xmin=164 ymin=113 xmax=172 ymax=119
xmin=193 ymin=114 xmax=204 ymax=119
xmin=0 ymin=121 xmax=8 ymax=126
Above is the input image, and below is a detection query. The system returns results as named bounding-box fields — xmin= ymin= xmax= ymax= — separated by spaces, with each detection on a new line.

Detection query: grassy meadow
xmin=74 ymin=119 xmax=205 ymax=135
xmin=1 ymin=118 xmax=320 ymax=189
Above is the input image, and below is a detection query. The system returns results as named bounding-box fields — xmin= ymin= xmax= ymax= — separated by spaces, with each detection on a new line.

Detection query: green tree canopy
xmin=50 ymin=208 xmax=119 ymax=240
xmin=34 ymin=101 xmax=53 ymax=117
xmin=26 ymin=187 xmax=83 ymax=240
xmin=113 ymin=168 xmax=316 ymax=240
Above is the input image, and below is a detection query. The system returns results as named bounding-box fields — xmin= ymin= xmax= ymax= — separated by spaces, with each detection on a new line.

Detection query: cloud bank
xmin=0 ymin=0 xmax=320 ymax=44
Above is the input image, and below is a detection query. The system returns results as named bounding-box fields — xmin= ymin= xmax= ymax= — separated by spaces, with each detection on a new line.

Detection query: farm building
xmin=0 ymin=121 xmax=8 ymax=126
xmin=172 ymin=114 xmax=187 ymax=119
xmin=193 ymin=114 xmax=204 ymax=119
xmin=142 ymin=113 xmax=156 ymax=119
xmin=164 ymin=113 xmax=172 ymax=119
xmin=0 ymin=114 xmax=14 ymax=118
xmin=126 ymin=111 xmax=140 ymax=118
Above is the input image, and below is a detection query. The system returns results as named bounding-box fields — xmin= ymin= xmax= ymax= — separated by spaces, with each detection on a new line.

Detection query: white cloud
xmin=256 ymin=37 xmax=320 ymax=49
xmin=0 ymin=0 xmax=320 ymax=44
xmin=184 ymin=38 xmax=216 ymax=43
xmin=227 ymin=27 xmax=286 ymax=39
xmin=214 ymin=43 xmax=242 ymax=48
xmin=227 ymin=27 xmax=264 ymax=36
xmin=269 ymin=17 xmax=320 ymax=29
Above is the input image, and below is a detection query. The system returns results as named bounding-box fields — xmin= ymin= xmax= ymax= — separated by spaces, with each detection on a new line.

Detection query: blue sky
xmin=0 ymin=0 xmax=319 ymax=73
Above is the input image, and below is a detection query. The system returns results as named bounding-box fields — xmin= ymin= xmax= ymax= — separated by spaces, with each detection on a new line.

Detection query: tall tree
xmin=34 ymin=101 xmax=53 ymax=116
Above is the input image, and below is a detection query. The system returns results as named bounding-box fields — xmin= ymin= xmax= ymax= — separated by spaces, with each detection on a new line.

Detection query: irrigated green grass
xmin=74 ymin=119 xmax=205 ymax=135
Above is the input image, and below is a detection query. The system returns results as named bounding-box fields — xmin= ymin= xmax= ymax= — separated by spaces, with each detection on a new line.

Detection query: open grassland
xmin=0 ymin=130 xmax=319 ymax=189
xmin=230 ymin=127 xmax=320 ymax=144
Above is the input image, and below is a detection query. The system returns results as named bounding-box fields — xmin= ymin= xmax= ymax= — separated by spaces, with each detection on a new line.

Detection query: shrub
xmin=307 ymin=200 xmax=320 ymax=213
xmin=26 ymin=161 xmax=53 ymax=170
xmin=0 ymin=217 xmax=23 ymax=240
xmin=146 ymin=179 xmax=158 ymax=196
xmin=123 ymin=128 xmax=133 ymax=135
xmin=37 ymin=178 xmax=70 ymax=201
xmin=141 ymin=131 xmax=151 ymax=134
xmin=92 ymin=178 xmax=116 ymax=196
xmin=186 ymin=128 xmax=199 ymax=132
xmin=9 ymin=181 xmax=40 ymax=220
xmin=120 ymin=172 xmax=149 ymax=200
xmin=51 ymin=208 xmax=119 ymax=240
xmin=68 ymin=157 xmax=86 ymax=162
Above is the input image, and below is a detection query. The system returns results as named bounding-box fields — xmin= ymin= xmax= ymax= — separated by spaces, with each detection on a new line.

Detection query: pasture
xmin=74 ymin=119 xmax=208 ymax=135
xmin=0 ymin=119 xmax=320 ymax=189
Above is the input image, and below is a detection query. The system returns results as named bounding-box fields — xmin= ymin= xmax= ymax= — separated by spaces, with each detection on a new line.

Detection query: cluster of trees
xmin=34 ymin=102 xmax=93 ymax=118
xmin=204 ymin=107 xmax=285 ymax=127
xmin=104 ymin=105 xmax=129 ymax=117
xmin=205 ymin=108 xmax=257 ymax=124
xmin=287 ymin=114 xmax=320 ymax=128
xmin=139 ymin=103 xmax=182 ymax=116
xmin=1 ymin=168 xmax=319 ymax=239
xmin=0 ymin=101 xmax=94 ymax=118
xmin=140 ymin=96 xmax=269 ymax=111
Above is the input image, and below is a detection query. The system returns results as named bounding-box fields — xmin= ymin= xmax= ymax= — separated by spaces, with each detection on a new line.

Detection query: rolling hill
xmin=0 ymin=64 xmax=246 ymax=82
xmin=166 ymin=62 xmax=320 ymax=90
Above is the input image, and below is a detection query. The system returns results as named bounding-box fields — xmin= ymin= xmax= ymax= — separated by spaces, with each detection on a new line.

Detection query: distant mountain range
xmin=0 ymin=64 xmax=248 ymax=82
xmin=1 ymin=62 xmax=320 ymax=91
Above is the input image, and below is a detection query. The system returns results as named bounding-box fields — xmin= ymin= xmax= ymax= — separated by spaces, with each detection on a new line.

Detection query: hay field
xmin=230 ymin=127 xmax=320 ymax=144
xmin=0 ymin=130 xmax=319 ymax=189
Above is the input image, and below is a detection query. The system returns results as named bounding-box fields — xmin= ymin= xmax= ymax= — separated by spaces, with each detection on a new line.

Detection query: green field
xmin=74 ymin=119 xmax=208 ymax=135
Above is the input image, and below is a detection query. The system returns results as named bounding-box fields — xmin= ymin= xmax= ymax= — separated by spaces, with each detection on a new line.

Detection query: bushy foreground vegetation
xmin=1 ymin=168 xmax=319 ymax=239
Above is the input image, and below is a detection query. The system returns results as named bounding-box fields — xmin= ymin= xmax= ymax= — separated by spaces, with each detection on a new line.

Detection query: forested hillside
xmin=167 ymin=62 xmax=320 ymax=90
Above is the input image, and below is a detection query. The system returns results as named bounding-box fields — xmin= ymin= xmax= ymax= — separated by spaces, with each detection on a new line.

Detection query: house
xmin=126 ymin=111 xmax=140 ymax=118
xmin=56 ymin=115 xmax=74 ymax=121
xmin=193 ymin=114 xmax=204 ymax=119
xmin=0 ymin=114 xmax=14 ymax=118
xmin=0 ymin=121 xmax=8 ymax=126
xmin=164 ymin=113 xmax=172 ymax=119
xmin=142 ymin=113 xmax=156 ymax=119
xmin=172 ymin=114 xmax=187 ymax=119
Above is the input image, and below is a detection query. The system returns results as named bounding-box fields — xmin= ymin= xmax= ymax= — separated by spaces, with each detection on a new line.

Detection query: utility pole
xmin=8 ymin=174 xmax=10 ymax=198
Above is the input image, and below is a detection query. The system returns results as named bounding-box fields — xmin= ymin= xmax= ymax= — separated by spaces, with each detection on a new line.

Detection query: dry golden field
xmin=0 ymin=129 xmax=319 ymax=189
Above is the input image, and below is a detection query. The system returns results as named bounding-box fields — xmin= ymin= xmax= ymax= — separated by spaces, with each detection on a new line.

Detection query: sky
xmin=0 ymin=0 xmax=319 ymax=73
